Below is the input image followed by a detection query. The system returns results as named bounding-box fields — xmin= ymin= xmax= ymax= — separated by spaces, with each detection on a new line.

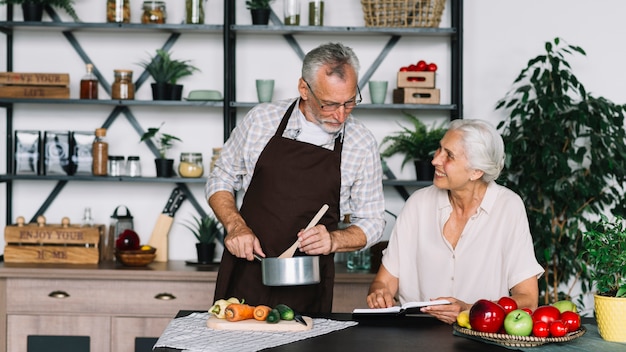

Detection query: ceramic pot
xmin=594 ymin=294 xmax=626 ymax=342
xmin=22 ymin=2 xmax=44 ymax=22
xmin=251 ymin=9 xmax=270 ymax=25
xmin=151 ymin=83 xmax=170 ymax=100
xmin=154 ymin=158 xmax=174 ymax=177
xmin=414 ymin=159 xmax=435 ymax=181
xmin=195 ymin=242 xmax=216 ymax=264
xmin=170 ymin=84 xmax=183 ymax=100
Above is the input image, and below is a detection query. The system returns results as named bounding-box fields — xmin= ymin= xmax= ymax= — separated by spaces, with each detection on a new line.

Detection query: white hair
xmin=448 ymin=119 xmax=505 ymax=182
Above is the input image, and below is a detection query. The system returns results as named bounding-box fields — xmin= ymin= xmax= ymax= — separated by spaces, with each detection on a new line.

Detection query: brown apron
xmin=214 ymin=100 xmax=342 ymax=313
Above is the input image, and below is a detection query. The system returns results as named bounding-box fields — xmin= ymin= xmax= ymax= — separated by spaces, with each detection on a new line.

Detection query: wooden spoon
xmin=278 ymin=204 xmax=329 ymax=258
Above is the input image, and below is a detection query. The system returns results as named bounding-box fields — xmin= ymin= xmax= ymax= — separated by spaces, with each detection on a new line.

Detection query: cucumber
xmin=274 ymin=304 xmax=294 ymax=321
xmin=266 ymin=308 xmax=281 ymax=324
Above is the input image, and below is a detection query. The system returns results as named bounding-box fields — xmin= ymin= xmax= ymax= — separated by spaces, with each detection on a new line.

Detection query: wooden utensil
xmin=278 ymin=204 xmax=329 ymax=258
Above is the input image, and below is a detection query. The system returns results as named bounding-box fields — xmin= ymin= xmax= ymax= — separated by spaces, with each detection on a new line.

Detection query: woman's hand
xmin=366 ymin=288 xmax=395 ymax=309
xmin=420 ymin=297 xmax=470 ymax=325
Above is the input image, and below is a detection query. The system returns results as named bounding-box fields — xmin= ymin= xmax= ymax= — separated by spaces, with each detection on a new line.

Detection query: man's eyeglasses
xmin=304 ymin=80 xmax=362 ymax=112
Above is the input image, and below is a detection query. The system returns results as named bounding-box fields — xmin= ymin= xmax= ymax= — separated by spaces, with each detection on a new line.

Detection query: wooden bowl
xmin=115 ymin=248 xmax=157 ymax=267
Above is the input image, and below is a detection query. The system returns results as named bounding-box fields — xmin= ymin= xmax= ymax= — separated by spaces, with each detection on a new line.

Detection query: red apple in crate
xmin=497 ymin=296 xmax=518 ymax=314
xmin=532 ymin=305 xmax=561 ymax=325
xmin=469 ymin=299 xmax=506 ymax=333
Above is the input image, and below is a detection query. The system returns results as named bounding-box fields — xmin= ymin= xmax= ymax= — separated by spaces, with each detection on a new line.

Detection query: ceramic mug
xmin=256 ymin=79 xmax=275 ymax=103
xmin=369 ymin=80 xmax=388 ymax=104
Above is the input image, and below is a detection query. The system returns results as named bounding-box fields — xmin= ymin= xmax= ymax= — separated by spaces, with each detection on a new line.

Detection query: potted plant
xmin=380 ymin=112 xmax=446 ymax=181
xmin=182 ymin=214 xmax=223 ymax=264
xmin=496 ymin=37 xmax=626 ymax=307
xmin=0 ymin=0 xmax=80 ymax=22
xmin=140 ymin=122 xmax=182 ymax=177
xmin=581 ymin=215 xmax=626 ymax=342
xmin=245 ymin=0 xmax=274 ymax=25
xmin=137 ymin=49 xmax=199 ymax=100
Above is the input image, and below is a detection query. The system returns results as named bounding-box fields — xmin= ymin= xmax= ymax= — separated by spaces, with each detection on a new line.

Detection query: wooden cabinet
xmin=0 ymin=260 xmax=373 ymax=352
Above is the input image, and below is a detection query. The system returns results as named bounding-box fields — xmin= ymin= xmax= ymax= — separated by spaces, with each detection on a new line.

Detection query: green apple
xmin=503 ymin=309 xmax=533 ymax=336
xmin=552 ymin=300 xmax=578 ymax=313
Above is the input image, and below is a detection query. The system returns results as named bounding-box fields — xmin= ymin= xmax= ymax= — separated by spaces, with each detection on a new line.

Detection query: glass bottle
xmin=80 ymin=63 xmax=98 ymax=100
xmin=126 ymin=156 xmax=141 ymax=177
xmin=107 ymin=0 xmax=130 ymax=23
xmin=186 ymin=0 xmax=205 ymax=24
xmin=92 ymin=128 xmax=108 ymax=176
xmin=178 ymin=152 xmax=204 ymax=178
xmin=142 ymin=1 xmax=167 ymax=24
xmin=111 ymin=69 xmax=135 ymax=100
xmin=308 ymin=0 xmax=324 ymax=26
xmin=82 ymin=207 xmax=94 ymax=227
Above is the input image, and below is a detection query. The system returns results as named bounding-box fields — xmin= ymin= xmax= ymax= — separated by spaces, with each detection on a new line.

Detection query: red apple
xmin=469 ymin=299 xmax=506 ymax=333
xmin=532 ymin=305 xmax=561 ymax=325
xmin=560 ymin=311 xmax=581 ymax=331
xmin=532 ymin=321 xmax=550 ymax=337
xmin=521 ymin=308 xmax=533 ymax=315
xmin=497 ymin=296 xmax=518 ymax=314
xmin=549 ymin=320 xmax=568 ymax=337
xmin=115 ymin=229 xmax=140 ymax=250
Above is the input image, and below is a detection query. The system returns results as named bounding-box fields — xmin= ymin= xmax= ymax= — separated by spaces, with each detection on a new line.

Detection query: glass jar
xmin=308 ymin=0 xmax=324 ymax=26
xmin=186 ymin=0 xmax=205 ymax=24
xmin=108 ymin=155 xmax=125 ymax=176
xmin=107 ymin=0 xmax=130 ymax=23
xmin=126 ymin=156 xmax=141 ymax=177
xmin=111 ymin=69 xmax=135 ymax=100
xmin=178 ymin=152 xmax=204 ymax=178
xmin=142 ymin=1 xmax=166 ymax=24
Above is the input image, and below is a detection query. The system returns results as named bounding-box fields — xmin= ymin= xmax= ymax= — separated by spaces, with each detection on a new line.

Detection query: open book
xmin=352 ymin=299 xmax=451 ymax=315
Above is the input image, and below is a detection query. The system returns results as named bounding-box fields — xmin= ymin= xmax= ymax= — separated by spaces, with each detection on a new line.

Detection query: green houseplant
xmin=380 ymin=112 xmax=446 ymax=181
xmin=0 ymin=0 xmax=80 ymax=22
xmin=245 ymin=0 xmax=274 ymax=25
xmin=580 ymin=215 xmax=626 ymax=342
xmin=140 ymin=123 xmax=182 ymax=177
xmin=137 ymin=49 xmax=199 ymax=100
xmin=182 ymin=214 xmax=223 ymax=264
xmin=495 ymin=37 xmax=626 ymax=307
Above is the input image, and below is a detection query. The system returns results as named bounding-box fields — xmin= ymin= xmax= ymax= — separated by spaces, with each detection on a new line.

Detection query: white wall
xmin=1 ymin=0 xmax=625 ymax=269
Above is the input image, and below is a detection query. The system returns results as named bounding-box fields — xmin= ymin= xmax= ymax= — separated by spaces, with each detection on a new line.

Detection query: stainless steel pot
xmin=254 ymin=255 xmax=320 ymax=286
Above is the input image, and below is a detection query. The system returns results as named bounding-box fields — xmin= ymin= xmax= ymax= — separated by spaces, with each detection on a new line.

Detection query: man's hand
xmin=297 ymin=225 xmax=333 ymax=255
xmin=224 ymin=223 xmax=265 ymax=261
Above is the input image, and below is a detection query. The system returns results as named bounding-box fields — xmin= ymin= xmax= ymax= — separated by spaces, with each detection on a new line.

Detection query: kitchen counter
xmin=0 ymin=260 xmax=375 ymax=352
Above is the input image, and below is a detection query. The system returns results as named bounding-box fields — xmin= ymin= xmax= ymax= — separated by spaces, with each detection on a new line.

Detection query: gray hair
xmin=302 ymin=42 xmax=360 ymax=86
xmin=448 ymin=119 xmax=505 ymax=182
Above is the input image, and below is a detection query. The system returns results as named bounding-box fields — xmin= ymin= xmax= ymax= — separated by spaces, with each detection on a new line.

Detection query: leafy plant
xmin=181 ymin=214 xmax=222 ymax=244
xmin=495 ymin=37 xmax=626 ymax=306
xmin=0 ymin=0 xmax=81 ymax=22
xmin=581 ymin=215 xmax=626 ymax=298
xmin=140 ymin=122 xmax=182 ymax=159
xmin=245 ymin=0 xmax=274 ymax=10
xmin=137 ymin=49 xmax=199 ymax=85
xmin=379 ymin=112 xmax=447 ymax=169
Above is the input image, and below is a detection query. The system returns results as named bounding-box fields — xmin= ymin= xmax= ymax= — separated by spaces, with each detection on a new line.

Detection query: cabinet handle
xmin=48 ymin=290 xmax=70 ymax=298
xmin=154 ymin=292 xmax=176 ymax=300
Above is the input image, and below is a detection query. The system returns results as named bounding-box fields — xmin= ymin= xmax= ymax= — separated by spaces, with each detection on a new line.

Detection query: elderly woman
xmin=366 ymin=119 xmax=543 ymax=324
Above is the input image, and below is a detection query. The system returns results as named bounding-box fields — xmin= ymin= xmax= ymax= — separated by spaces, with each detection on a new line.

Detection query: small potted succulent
xmin=0 ymin=0 xmax=80 ymax=22
xmin=182 ymin=214 xmax=223 ymax=264
xmin=137 ymin=49 xmax=199 ymax=100
xmin=581 ymin=215 xmax=626 ymax=342
xmin=380 ymin=112 xmax=447 ymax=181
xmin=245 ymin=0 xmax=274 ymax=25
xmin=140 ymin=122 xmax=182 ymax=177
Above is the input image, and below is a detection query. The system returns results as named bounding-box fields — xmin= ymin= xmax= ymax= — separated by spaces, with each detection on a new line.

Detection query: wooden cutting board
xmin=206 ymin=316 xmax=313 ymax=331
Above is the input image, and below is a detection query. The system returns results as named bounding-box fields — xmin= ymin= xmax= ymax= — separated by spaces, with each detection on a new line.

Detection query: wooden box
xmin=0 ymin=72 xmax=70 ymax=99
xmin=397 ymin=71 xmax=435 ymax=88
xmin=4 ymin=217 xmax=103 ymax=264
xmin=393 ymin=88 xmax=440 ymax=104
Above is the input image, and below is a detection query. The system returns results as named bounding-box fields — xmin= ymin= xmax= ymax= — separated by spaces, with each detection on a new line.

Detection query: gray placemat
xmin=154 ymin=312 xmax=358 ymax=352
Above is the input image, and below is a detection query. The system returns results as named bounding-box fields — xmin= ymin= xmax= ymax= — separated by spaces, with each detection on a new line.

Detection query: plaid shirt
xmin=206 ymin=98 xmax=386 ymax=248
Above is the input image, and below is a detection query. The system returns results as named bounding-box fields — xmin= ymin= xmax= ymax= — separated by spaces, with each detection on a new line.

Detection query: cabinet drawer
xmin=111 ymin=317 xmax=172 ymax=352
xmin=7 ymin=278 xmax=215 ymax=316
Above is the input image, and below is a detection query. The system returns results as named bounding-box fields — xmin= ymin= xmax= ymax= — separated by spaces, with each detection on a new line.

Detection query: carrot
xmin=253 ymin=305 xmax=272 ymax=321
xmin=224 ymin=303 xmax=255 ymax=322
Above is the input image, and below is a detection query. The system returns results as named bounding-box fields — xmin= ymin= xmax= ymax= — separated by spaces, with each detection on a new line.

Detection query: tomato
xmin=408 ymin=64 xmax=418 ymax=71
xmin=399 ymin=66 xmax=409 ymax=72
xmin=416 ymin=60 xmax=427 ymax=71
xmin=532 ymin=321 xmax=550 ymax=338
xmin=549 ymin=320 xmax=568 ymax=337
xmin=560 ymin=311 xmax=581 ymax=331
xmin=426 ymin=63 xmax=438 ymax=71
xmin=532 ymin=305 xmax=560 ymax=325
xmin=497 ymin=297 xmax=518 ymax=314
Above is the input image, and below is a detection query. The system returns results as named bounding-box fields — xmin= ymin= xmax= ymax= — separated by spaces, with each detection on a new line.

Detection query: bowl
xmin=185 ymin=90 xmax=223 ymax=101
xmin=115 ymin=248 xmax=157 ymax=267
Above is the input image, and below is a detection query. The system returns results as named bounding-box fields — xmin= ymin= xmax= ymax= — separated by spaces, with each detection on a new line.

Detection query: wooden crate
xmin=397 ymin=71 xmax=435 ymax=88
xmin=0 ymin=72 xmax=70 ymax=86
xmin=0 ymin=86 xmax=70 ymax=99
xmin=4 ymin=217 xmax=103 ymax=264
xmin=393 ymin=88 xmax=440 ymax=104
